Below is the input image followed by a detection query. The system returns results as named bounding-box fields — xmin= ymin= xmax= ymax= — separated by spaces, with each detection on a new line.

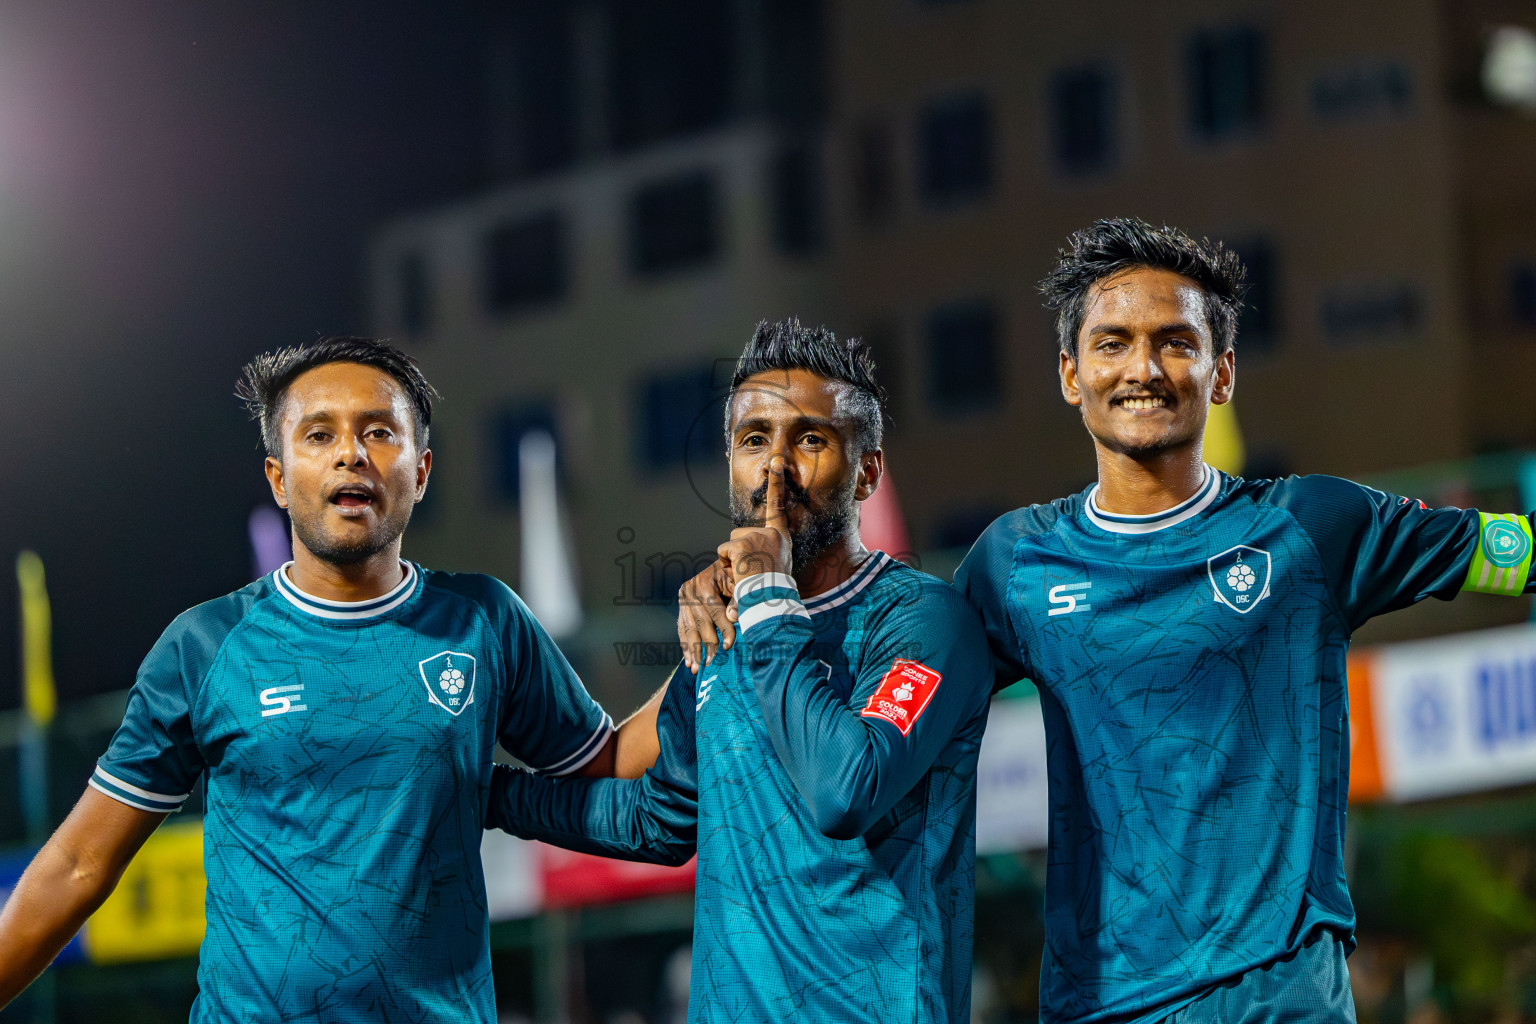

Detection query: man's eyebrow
xmin=1085 ymin=321 xmax=1201 ymax=338
xmin=294 ymin=408 xmax=402 ymax=426
xmin=732 ymin=414 xmax=838 ymax=434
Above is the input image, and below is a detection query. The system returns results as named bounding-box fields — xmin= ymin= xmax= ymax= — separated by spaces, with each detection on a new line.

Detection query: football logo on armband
xmin=860 ymin=660 xmax=942 ymax=736
xmin=1207 ymin=544 xmax=1273 ymax=614
xmin=1482 ymin=519 xmax=1531 ymax=569
xmin=418 ymin=651 xmax=477 ymax=717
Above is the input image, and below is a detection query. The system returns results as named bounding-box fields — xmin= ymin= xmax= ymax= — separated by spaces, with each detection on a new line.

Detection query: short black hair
xmin=725 ymin=318 xmax=887 ymax=455
xmin=1040 ymin=217 xmax=1247 ymax=358
xmin=236 ymin=336 xmax=439 ymax=458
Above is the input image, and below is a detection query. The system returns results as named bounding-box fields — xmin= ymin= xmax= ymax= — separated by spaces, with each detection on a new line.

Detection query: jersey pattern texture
xmin=93 ymin=562 xmax=612 ymax=1024
xmin=488 ymin=552 xmax=994 ymax=1023
xmin=953 ymin=469 xmax=1535 ymax=1024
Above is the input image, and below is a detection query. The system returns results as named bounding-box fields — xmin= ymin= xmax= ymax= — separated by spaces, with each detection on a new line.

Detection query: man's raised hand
xmin=678 ymin=456 xmax=796 ymax=674
xmin=718 ymin=455 xmax=793 ymax=583
xmin=678 ymin=559 xmax=737 ymax=674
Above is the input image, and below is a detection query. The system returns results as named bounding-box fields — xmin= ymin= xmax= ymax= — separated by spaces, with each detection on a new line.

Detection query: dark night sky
xmin=0 ymin=2 xmax=486 ymax=704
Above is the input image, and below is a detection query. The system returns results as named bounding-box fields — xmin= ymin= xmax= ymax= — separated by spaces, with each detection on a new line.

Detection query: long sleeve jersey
xmin=488 ymin=552 xmax=994 ymax=1023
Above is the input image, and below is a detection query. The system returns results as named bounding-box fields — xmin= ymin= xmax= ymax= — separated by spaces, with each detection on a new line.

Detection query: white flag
xmin=518 ymin=429 xmax=583 ymax=637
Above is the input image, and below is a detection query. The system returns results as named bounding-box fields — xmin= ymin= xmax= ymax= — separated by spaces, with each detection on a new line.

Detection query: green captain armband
xmin=1462 ymin=512 xmax=1534 ymax=596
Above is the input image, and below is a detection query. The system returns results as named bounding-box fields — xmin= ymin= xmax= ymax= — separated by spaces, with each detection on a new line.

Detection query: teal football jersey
xmin=953 ymin=469 xmax=1536 ymax=1024
xmin=92 ymin=561 xmax=613 ymax=1024
xmin=488 ymin=552 xmax=995 ymax=1023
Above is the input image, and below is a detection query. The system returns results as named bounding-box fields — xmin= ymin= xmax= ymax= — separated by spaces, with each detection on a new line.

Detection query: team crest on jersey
xmin=1207 ymin=544 xmax=1272 ymax=614
xmin=418 ymin=651 xmax=476 ymax=716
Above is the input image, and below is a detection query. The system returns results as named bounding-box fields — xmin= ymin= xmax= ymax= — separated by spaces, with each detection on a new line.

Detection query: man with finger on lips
xmin=485 ymin=318 xmax=994 ymax=1023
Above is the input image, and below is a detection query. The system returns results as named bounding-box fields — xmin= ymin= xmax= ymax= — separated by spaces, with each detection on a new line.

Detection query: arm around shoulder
xmin=486 ymin=662 xmax=699 ymax=865
xmin=488 ymin=764 xmax=696 ymax=866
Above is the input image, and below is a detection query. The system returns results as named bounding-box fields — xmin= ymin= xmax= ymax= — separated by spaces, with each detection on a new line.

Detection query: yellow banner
xmin=15 ymin=550 xmax=56 ymax=727
xmin=85 ymin=821 xmax=206 ymax=963
xmin=1203 ymin=400 xmax=1246 ymax=476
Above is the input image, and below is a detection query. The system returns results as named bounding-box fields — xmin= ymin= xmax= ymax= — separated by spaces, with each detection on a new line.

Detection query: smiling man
xmin=950 ymin=219 xmax=1536 ymax=1024
xmin=0 ymin=337 xmax=647 ymax=1022
xmin=486 ymin=320 xmax=994 ymax=1023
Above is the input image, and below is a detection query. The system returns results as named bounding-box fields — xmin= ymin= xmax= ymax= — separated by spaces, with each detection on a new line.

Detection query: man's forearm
xmin=0 ymin=787 xmax=164 ymax=1009
xmin=0 ymin=840 xmax=116 ymax=1007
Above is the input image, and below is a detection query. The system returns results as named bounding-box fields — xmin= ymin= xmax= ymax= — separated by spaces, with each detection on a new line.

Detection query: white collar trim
xmin=1084 ymin=466 xmax=1222 ymax=535
xmin=804 ymin=551 xmax=891 ymax=615
xmin=273 ymin=560 xmax=418 ymax=620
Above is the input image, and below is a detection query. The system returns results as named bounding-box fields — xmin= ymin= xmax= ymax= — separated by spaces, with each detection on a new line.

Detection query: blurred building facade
xmin=368 ymin=0 xmax=1536 ymax=696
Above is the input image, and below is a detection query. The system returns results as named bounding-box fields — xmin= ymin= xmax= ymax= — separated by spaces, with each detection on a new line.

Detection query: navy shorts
xmin=1161 ymin=931 xmax=1356 ymax=1024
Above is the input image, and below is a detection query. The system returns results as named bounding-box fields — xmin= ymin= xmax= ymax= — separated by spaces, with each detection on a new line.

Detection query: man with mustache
xmin=681 ymin=220 xmax=1535 ymax=1022
xmin=0 ymin=337 xmax=651 ymax=1022
xmin=487 ymin=319 xmax=995 ymax=1023
xmin=950 ymin=218 xmax=1536 ymax=1023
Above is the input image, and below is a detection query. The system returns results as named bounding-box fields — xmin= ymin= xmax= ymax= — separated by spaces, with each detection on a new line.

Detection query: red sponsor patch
xmin=860 ymin=659 xmax=943 ymax=736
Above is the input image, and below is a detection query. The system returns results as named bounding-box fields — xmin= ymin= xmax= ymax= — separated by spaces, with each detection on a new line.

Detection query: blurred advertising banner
xmin=85 ymin=820 xmax=206 ymax=963
xmin=975 ymin=696 xmax=1050 ymax=854
xmin=482 ymin=828 xmax=541 ymax=920
xmin=537 ymin=844 xmax=696 ymax=909
xmin=1350 ymin=624 xmax=1536 ymax=802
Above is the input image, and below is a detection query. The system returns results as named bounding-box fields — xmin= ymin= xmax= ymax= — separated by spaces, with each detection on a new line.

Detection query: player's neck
xmin=795 ymin=534 xmax=872 ymax=600
xmin=1092 ymin=440 xmax=1208 ymax=516
xmin=286 ymin=541 xmax=407 ymax=602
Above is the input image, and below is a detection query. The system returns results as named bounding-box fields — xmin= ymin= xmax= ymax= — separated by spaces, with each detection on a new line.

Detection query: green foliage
xmin=1385 ymin=832 xmax=1535 ymax=1000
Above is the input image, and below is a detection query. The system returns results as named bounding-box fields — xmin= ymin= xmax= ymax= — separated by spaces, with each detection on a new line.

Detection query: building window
xmin=397 ymin=251 xmax=431 ymax=337
xmin=925 ymin=300 xmax=1000 ymax=413
xmin=770 ymin=140 xmax=825 ymax=257
xmin=1187 ymin=27 xmax=1268 ymax=140
xmin=918 ymin=92 xmax=993 ymax=208
xmin=1231 ymin=239 xmax=1279 ymax=350
xmin=1320 ymin=281 xmax=1422 ymax=341
xmin=638 ymin=366 xmax=723 ymax=470
xmin=483 ymin=213 xmax=568 ymax=315
xmin=853 ymin=119 xmax=897 ymax=225
xmin=489 ymin=405 xmax=559 ymax=504
xmin=629 ymin=172 xmax=721 ymax=277
xmin=608 ymin=0 xmax=732 ymax=152
xmin=1050 ymin=66 xmax=1118 ymax=175
xmin=1512 ymin=264 xmax=1536 ymax=328
xmin=1310 ymin=60 xmax=1414 ymax=121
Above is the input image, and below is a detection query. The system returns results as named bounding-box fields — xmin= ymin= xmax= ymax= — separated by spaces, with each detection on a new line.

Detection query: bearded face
xmin=729 ymin=471 xmax=858 ymax=576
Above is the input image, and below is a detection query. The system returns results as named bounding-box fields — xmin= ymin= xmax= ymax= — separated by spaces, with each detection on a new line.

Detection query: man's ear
xmin=415 ymin=449 xmax=433 ymax=502
xmin=1210 ymin=347 xmax=1236 ymax=406
xmin=854 ymin=449 xmax=883 ymax=502
xmin=264 ymin=456 xmax=289 ymax=509
xmin=1059 ymin=348 xmax=1083 ymax=407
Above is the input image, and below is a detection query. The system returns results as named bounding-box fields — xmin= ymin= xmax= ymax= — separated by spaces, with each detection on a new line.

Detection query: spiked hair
xmin=1040 ymin=217 xmax=1248 ymax=358
xmin=725 ymin=318 xmax=887 ymax=454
